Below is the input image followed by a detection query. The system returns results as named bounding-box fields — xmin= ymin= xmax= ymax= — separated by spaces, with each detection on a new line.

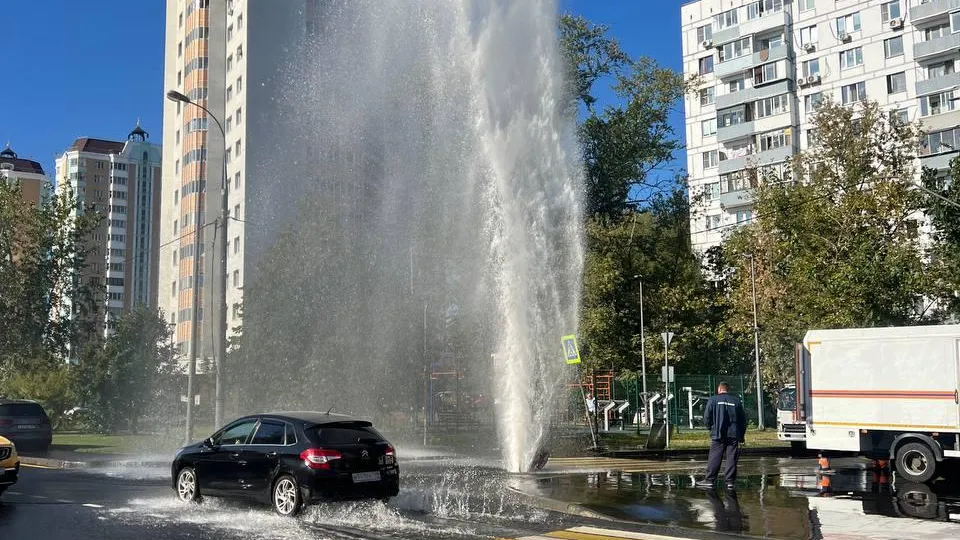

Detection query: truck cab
xmin=777 ymin=384 xmax=805 ymax=452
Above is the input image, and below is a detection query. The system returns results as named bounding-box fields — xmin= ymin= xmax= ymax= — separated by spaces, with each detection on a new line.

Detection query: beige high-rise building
xmin=55 ymin=124 xmax=163 ymax=343
xmin=0 ymin=144 xmax=50 ymax=206
xmin=161 ymin=0 xmax=324 ymax=365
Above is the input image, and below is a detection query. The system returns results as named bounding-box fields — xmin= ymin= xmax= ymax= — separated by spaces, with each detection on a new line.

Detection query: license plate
xmin=352 ymin=471 xmax=381 ymax=483
xmin=18 ymin=425 xmax=38 ymax=430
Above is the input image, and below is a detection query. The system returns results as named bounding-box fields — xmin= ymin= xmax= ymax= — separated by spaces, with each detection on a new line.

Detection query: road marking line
xmin=21 ymin=463 xmax=58 ymax=469
xmin=56 ymin=499 xmax=74 ymax=503
xmin=29 ymin=495 xmax=46 ymax=499
xmin=82 ymin=503 xmax=104 ymax=508
xmin=568 ymin=526 xmax=694 ymax=540
xmin=510 ymin=527 xmax=695 ymax=540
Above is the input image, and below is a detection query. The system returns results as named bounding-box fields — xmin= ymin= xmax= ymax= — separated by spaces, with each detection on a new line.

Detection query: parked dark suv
xmin=0 ymin=400 xmax=53 ymax=452
xmin=171 ymin=412 xmax=400 ymax=516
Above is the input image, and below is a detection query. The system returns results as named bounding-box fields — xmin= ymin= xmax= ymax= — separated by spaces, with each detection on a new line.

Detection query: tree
xmin=0 ymin=180 xmax=102 ymax=372
xmin=722 ymin=100 xmax=929 ymax=391
xmin=560 ymin=15 xmax=691 ymax=219
xmin=71 ymin=306 xmax=179 ymax=433
xmin=920 ymin=158 xmax=960 ymax=321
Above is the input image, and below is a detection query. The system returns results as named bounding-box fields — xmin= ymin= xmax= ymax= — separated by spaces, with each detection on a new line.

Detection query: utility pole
xmin=749 ymin=254 xmax=765 ymax=430
xmin=638 ymin=278 xmax=647 ymax=421
xmin=661 ymin=331 xmax=674 ymax=449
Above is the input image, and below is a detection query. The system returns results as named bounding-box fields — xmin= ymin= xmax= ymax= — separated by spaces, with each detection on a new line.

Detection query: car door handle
xmin=230 ymin=453 xmax=241 ymax=459
xmin=266 ymin=451 xmax=278 ymax=458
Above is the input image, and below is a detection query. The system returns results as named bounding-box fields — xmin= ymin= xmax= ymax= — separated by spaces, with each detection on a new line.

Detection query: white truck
xmin=796 ymin=325 xmax=960 ymax=483
xmin=776 ymin=384 xmax=806 ymax=452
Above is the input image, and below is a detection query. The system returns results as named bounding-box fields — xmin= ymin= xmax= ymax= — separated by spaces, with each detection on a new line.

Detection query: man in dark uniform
xmin=697 ymin=382 xmax=747 ymax=489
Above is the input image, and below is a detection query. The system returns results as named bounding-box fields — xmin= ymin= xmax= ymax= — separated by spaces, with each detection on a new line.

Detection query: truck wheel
xmin=895 ymin=442 xmax=937 ymax=483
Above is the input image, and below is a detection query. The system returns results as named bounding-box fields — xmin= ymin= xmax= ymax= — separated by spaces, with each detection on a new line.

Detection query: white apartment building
xmin=161 ymin=0 xmax=323 ymax=362
xmin=682 ymin=0 xmax=958 ymax=252
xmin=54 ymin=125 xmax=163 ymax=342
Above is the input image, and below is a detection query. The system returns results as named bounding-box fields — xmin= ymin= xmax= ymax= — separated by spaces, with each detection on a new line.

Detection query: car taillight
xmin=300 ymin=448 xmax=342 ymax=470
xmin=381 ymin=445 xmax=396 ymax=465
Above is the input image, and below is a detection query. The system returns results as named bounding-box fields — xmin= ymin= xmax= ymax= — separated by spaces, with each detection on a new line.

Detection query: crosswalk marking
xmin=509 ymin=526 xmax=693 ymax=540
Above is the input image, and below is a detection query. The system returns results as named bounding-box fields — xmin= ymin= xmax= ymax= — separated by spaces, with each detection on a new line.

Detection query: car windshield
xmin=0 ymin=403 xmax=47 ymax=417
xmin=310 ymin=423 xmax=384 ymax=445
xmin=777 ymin=387 xmax=796 ymax=411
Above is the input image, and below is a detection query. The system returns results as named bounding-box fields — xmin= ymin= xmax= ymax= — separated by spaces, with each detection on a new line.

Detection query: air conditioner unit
xmin=890 ymin=18 xmax=903 ymax=29
xmin=808 ymin=75 xmax=821 ymax=84
xmin=803 ymin=43 xmax=816 ymax=53
xmin=702 ymin=39 xmax=713 ymax=49
xmin=798 ymin=77 xmax=808 ymax=87
xmin=838 ymin=32 xmax=851 ymax=42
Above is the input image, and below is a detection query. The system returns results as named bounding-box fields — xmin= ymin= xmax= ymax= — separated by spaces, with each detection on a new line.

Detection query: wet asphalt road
xmin=4 ymin=456 xmax=960 ymax=539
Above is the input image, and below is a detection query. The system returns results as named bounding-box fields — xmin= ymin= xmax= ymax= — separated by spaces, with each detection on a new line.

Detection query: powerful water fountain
xmin=239 ymin=0 xmax=584 ymax=472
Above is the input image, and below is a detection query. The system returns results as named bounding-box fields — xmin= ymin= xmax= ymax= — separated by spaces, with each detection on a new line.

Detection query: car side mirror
xmin=203 ymin=437 xmax=217 ymax=449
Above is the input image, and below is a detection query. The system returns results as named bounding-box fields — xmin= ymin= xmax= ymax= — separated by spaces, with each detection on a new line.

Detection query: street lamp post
xmin=633 ymin=274 xmax=648 ymax=428
xmin=748 ymin=254 xmax=765 ymax=430
xmin=166 ymin=89 xmax=229 ymax=438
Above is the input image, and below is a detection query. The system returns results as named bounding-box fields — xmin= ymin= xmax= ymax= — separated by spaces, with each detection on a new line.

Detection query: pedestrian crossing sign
xmin=562 ymin=334 xmax=581 ymax=365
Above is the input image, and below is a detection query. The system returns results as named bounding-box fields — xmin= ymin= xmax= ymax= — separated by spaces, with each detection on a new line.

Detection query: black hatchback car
xmin=0 ymin=400 xmax=53 ymax=452
xmin=171 ymin=412 xmax=399 ymax=516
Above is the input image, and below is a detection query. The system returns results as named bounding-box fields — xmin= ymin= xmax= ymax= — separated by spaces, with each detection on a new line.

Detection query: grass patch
xmin=52 ymin=432 xmax=180 ymax=455
xmin=599 ymin=428 xmax=786 ymax=450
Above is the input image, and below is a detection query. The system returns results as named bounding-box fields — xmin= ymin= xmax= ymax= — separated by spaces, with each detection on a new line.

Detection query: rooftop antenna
xmin=326 ymin=405 xmax=335 ymax=415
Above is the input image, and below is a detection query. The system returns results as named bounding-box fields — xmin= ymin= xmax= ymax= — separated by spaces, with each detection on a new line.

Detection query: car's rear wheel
xmin=176 ymin=467 xmax=201 ymax=503
xmin=272 ymin=475 xmax=302 ymax=517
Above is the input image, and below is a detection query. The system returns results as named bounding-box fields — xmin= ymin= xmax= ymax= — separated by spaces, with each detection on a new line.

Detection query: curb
xmin=20 ymin=456 xmax=169 ymax=470
xmin=568 ymin=446 xmax=794 ymax=460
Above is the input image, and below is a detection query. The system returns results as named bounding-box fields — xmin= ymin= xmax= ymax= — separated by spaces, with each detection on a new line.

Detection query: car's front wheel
xmin=176 ymin=467 xmax=201 ymax=503
xmin=272 ymin=475 xmax=302 ymax=517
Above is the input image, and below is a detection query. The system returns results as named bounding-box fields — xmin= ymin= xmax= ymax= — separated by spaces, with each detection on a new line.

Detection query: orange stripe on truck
xmin=810 ymin=390 xmax=956 ymax=399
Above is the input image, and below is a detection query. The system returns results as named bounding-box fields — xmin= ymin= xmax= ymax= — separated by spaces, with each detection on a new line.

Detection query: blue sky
xmin=3 ymin=0 xmax=685 ymax=180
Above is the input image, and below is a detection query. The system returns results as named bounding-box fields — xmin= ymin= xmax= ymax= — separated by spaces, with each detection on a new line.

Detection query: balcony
xmin=715 ymin=44 xmax=789 ymax=79
xmin=714 ymin=10 xmax=789 ymax=46
xmin=716 ymin=80 xmax=791 ymax=109
xmin=914 ymin=32 xmax=960 ymax=61
xmin=717 ymin=120 xmax=755 ymax=143
xmin=718 ymin=188 xmax=754 ymax=208
xmin=917 ymin=71 xmax=960 ymax=96
xmin=718 ymin=145 xmax=794 ymax=175
xmin=920 ymin=109 xmax=960 ymax=132
xmin=919 ymin=150 xmax=960 ymax=170
xmin=910 ymin=0 xmax=960 ymax=25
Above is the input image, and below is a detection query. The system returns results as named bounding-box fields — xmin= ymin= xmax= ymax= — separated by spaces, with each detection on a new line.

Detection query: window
xmin=234 ymin=204 xmax=240 ymax=218
xmin=174 ymin=189 xmax=179 ymax=204
xmin=699 ymin=87 xmax=715 ymax=106
xmin=227 ymin=24 xmax=234 ymax=41
xmin=953 ymin=11 xmax=960 ymax=33
xmin=226 ymin=117 xmax=232 ymax=133
xmin=719 ymin=108 xmax=746 ymax=128
xmin=835 ymin=13 xmax=861 ymax=34
xmin=801 ymin=58 xmax=820 ymax=78
xmin=758 ymin=128 xmax=791 ymax=151
xmin=705 ymin=214 xmax=722 ymax=229
xmin=234 ymin=236 xmax=240 ymax=254
xmin=755 ymin=94 xmax=789 ymax=118
xmin=171 ymin=281 xmax=177 ymax=297
xmin=236 ymin=76 xmax=242 ymax=93
xmin=841 ymin=82 xmax=866 ymax=105
xmin=921 ymin=91 xmax=957 ymax=116
xmin=728 ymin=78 xmax=746 ymax=94
xmin=215 ymin=420 xmax=257 ymax=445
xmin=702 ymin=118 xmax=717 ymax=136
xmin=235 ymin=140 xmax=242 ymax=156
xmin=881 ymin=1 xmax=901 ymax=23
xmin=177 ymin=42 xmax=182 ymax=58
xmin=736 ymin=210 xmax=753 ymax=224
xmin=889 ymin=108 xmax=909 ymax=125
xmin=236 ymin=107 xmax=242 ymax=124
xmin=753 ymin=62 xmax=778 ymax=85
xmin=839 ymin=47 xmax=863 ymax=70
xmin=233 ymin=270 xmax=239 ymax=288
xmin=804 ymin=92 xmax=823 ymax=115
xmin=704 ymin=183 xmax=720 ymax=202
xmin=225 ymin=148 xmax=232 ymax=164
xmin=925 ymin=23 xmax=949 ymax=42
xmin=884 ymin=36 xmax=903 ymax=58
xmin=227 ymin=55 xmax=233 ymax=72
xmin=175 ymin=130 xmax=180 ymax=145
xmin=699 ymin=56 xmax=714 ymax=75
xmin=929 ymin=61 xmax=956 ymax=79
xmin=236 ymin=45 xmax=243 ymax=60
xmin=757 ymin=35 xmax=782 ymax=51
xmin=251 ymin=421 xmax=286 ymax=445
xmin=799 ymin=25 xmax=818 ymax=46
xmin=798 ymin=0 xmax=814 ymax=12
xmin=886 ymin=72 xmax=906 ymax=94
xmin=721 ymin=170 xmax=758 ymax=193
xmin=702 ymin=150 xmax=719 ymax=169
xmin=719 ymin=37 xmax=751 ymax=62
xmin=696 ymin=24 xmax=712 ymax=44
xmin=235 ymin=171 xmax=241 ymax=189
xmin=926 ymin=127 xmax=960 ymax=154
xmin=237 ymin=13 xmax=243 ymax=29
xmin=227 ymin=85 xmax=233 ymax=101
xmin=714 ymin=9 xmax=738 ymax=30
xmin=232 ymin=303 xmax=240 ymax=319
xmin=177 ymin=70 xmax=182 ymax=86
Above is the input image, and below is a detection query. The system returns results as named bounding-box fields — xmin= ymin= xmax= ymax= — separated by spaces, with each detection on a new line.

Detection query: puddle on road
xmin=515 ymin=462 xmax=960 ymax=540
